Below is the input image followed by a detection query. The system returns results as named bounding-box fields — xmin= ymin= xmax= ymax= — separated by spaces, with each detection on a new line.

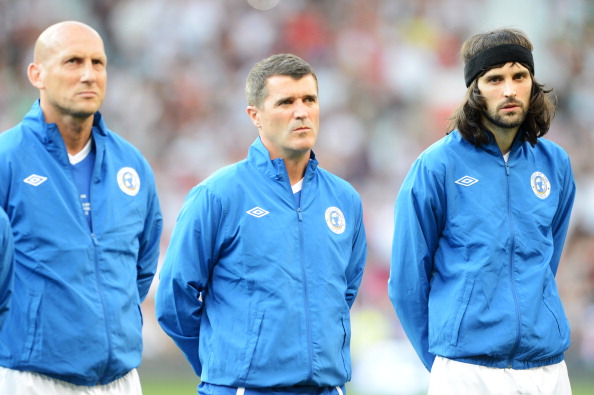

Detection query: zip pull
xmin=297 ymin=208 xmax=303 ymax=221
xmin=505 ymin=161 xmax=510 ymax=176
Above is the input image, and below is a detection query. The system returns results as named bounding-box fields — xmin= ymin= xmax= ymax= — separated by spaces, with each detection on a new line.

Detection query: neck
xmin=483 ymin=121 xmax=519 ymax=155
xmin=55 ymin=118 xmax=94 ymax=155
xmin=41 ymin=107 xmax=94 ymax=155
xmin=283 ymin=155 xmax=309 ymax=185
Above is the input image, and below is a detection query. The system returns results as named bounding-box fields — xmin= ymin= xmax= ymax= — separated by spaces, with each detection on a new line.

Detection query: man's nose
xmin=293 ymin=101 xmax=308 ymax=118
xmin=80 ymin=61 xmax=96 ymax=82
xmin=503 ymin=80 xmax=517 ymax=97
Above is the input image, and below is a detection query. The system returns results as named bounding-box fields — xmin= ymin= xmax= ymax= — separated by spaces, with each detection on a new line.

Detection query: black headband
xmin=464 ymin=44 xmax=534 ymax=87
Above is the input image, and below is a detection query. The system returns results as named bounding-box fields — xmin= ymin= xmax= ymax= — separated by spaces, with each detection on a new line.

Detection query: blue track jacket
xmin=389 ymin=130 xmax=575 ymax=371
xmin=0 ymin=101 xmax=163 ymax=385
xmin=0 ymin=208 xmax=14 ymax=330
xmin=156 ymin=138 xmax=367 ymax=388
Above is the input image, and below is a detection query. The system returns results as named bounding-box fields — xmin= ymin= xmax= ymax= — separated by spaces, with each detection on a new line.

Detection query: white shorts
xmin=428 ymin=356 xmax=572 ymax=395
xmin=234 ymin=387 xmax=343 ymax=395
xmin=0 ymin=366 xmax=142 ymax=395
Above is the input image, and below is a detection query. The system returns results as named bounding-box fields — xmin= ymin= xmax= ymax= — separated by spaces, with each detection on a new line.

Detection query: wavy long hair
xmin=447 ymin=29 xmax=556 ymax=147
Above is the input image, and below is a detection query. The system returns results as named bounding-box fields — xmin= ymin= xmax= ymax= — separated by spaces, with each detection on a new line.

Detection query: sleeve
xmin=345 ymin=196 xmax=367 ymax=308
xmin=0 ymin=209 xmax=14 ymax=329
xmin=155 ymin=185 xmax=223 ymax=377
xmin=136 ymin=171 xmax=163 ymax=302
xmin=388 ymin=158 xmax=445 ymax=371
xmin=549 ymin=154 xmax=576 ymax=275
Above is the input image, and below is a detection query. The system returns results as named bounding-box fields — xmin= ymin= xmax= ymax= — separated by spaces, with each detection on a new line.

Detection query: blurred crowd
xmin=1 ymin=0 xmax=594 ymax=392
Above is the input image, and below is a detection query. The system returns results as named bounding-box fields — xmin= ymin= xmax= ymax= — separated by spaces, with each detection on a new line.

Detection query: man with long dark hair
xmin=389 ymin=28 xmax=575 ymax=394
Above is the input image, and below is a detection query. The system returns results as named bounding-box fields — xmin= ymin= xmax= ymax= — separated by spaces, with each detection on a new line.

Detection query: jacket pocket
xmin=542 ymin=272 xmax=569 ymax=340
xmin=450 ymin=275 xmax=475 ymax=346
xmin=239 ymin=309 xmax=264 ymax=382
xmin=340 ymin=313 xmax=352 ymax=380
xmin=23 ymin=290 xmax=43 ymax=362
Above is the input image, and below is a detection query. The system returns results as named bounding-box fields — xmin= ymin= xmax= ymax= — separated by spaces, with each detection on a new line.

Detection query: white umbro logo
xmin=455 ymin=176 xmax=479 ymax=187
xmin=23 ymin=174 xmax=48 ymax=186
xmin=246 ymin=207 xmax=269 ymax=218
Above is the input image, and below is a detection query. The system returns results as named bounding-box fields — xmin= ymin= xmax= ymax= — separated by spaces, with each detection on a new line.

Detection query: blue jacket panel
xmin=0 ymin=101 xmax=163 ymax=385
xmin=0 ymin=208 xmax=14 ymax=330
xmin=156 ymin=138 xmax=367 ymax=388
xmin=389 ymin=130 xmax=575 ymax=371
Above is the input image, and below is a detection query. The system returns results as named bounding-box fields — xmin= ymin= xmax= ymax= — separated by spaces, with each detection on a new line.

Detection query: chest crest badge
xmin=531 ymin=171 xmax=551 ymax=199
xmin=117 ymin=167 xmax=141 ymax=196
xmin=325 ymin=207 xmax=346 ymax=234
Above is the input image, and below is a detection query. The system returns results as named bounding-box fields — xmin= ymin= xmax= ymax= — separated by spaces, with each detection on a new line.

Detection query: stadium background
xmin=1 ymin=0 xmax=594 ymax=394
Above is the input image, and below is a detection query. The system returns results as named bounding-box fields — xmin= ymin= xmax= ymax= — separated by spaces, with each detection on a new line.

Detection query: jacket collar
xmin=248 ymin=137 xmax=319 ymax=181
xmin=24 ymin=99 xmax=108 ymax=146
xmin=479 ymin=128 xmax=528 ymax=156
xmin=23 ymin=100 xmax=108 ymax=172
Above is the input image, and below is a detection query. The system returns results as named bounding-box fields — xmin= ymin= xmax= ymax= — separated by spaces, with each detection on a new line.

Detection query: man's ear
xmin=246 ymin=106 xmax=260 ymax=129
xmin=27 ymin=63 xmax=44 ymax=89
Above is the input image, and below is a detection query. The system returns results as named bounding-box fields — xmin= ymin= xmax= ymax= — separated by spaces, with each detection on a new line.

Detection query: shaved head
xmin=34 ymin=21 xmax=104 ymax=64
xmin=28 ymin=20 xmax=107 ymax=127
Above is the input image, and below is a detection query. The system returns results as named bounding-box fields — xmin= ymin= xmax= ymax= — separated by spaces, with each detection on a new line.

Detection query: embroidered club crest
xmin=325 ymin=207 xmax=346 ymax=234
xmin=117 ymin=167 xmax=141 ymax=196
xmin=530 ymin=171 xmax=550 ymax=199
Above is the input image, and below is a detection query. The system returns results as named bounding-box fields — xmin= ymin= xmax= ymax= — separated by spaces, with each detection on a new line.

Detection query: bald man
xmin=0 ymin=21 xmax=163 ymax=394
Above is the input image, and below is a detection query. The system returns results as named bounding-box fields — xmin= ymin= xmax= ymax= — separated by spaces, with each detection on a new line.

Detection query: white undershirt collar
xmin=68 ymin=138 xmax=93 ymax=165
xmin=291 ymin=178 xmax=303 ymax=194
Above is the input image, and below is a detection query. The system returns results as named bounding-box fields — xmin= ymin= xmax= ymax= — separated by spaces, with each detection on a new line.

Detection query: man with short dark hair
xmin=156 ymin=53 xmax=367 ymax=395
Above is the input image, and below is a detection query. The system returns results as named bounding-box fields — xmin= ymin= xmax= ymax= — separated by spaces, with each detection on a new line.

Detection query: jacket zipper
xmin=505 ymin=159 xmax=521 ymax=368
xmin=288 ymin=164 xmax=314 ymax=381
xmin=91 ymin=232 xmax=113 ymax=384
xmin=76 ymin=149 xmax=112 ymax=383
xmin=297 ymin=206 xmax=313 ymax=380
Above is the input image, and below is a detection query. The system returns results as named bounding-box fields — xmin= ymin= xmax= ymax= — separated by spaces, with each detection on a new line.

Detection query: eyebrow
xmin=273 ymin=93 xmax=318 ymax=105
xmin=483 ymin=68 xmax=529 ymax=79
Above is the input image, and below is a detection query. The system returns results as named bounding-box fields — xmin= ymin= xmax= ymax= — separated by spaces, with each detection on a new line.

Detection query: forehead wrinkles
xmin=266 ymin=76 xmax=317 ymax=100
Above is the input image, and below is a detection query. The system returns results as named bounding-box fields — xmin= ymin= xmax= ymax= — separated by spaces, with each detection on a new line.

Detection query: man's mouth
xmin=501 ymin=102 xmax=521 ymax=112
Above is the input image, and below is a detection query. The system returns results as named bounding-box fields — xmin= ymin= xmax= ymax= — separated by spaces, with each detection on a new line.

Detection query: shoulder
xmin=315 ymin=167 xmax=363 ymax=208
xmin=179 ymin=162 xmax=247 ymax=216
xmin=317 ymin=167 xmax=358 ymax=192
xmin=202 ymin=159 xmax=246 ymax=187
xmin=0 ymin=124 xmax=27 ymax=153
xmin=99 ymin=128 xmax=155 ymax=169
xmin=186 ymin=160 xmax=248 ymax=201
xmin=529 ymin=137 xmax=572 ymax=169
xmin=534 ymin=137 xmax=570 ymax=156
xmin=415 ymin=132 xmax=468 ymax=171
xmin=101 ymin=128 xmax=142 ymax=154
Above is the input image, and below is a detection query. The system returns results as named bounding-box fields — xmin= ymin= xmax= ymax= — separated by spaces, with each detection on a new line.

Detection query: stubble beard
xmin=483 ymin=103 xmax=527 ymax=131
